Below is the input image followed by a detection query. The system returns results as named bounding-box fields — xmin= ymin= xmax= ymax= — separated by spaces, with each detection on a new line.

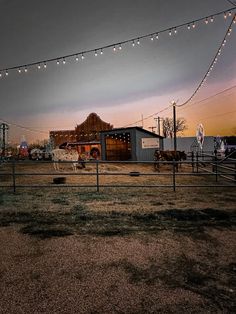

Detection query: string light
xmin=37 ymin=64 xmax=41 ymax=69
xmin=177 ymin=13 xmax=235 ymax=108
xmin=0 ymin=8 xmax=235 ymax=78
xmin=24 ymin=67 xmax=27 ymax=73
xmin=94 ymin=50 xmax=98 ymax=56
xmin=18 ymin=68 xmax=22 ymax=73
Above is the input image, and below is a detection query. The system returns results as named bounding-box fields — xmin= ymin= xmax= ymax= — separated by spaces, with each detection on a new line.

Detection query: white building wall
xmin=163 ymin=136 xmax=215 ymax=153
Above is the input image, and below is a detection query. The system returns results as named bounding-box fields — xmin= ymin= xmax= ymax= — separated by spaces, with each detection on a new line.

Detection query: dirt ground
xmin=0 ymin=162 xmax=236 ymax=313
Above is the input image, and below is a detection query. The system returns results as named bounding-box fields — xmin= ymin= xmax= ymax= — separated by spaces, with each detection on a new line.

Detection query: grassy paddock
xmin=0 ymin=169 xmax=236 ymax=313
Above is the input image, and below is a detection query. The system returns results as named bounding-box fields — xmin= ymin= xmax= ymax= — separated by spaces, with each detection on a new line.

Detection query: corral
xmin=0 ymin=156 xmax=235 ymax=313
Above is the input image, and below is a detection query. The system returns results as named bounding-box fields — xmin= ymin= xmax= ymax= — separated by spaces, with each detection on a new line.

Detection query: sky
xmin=0 ymin=0 xmax=236 ymax=144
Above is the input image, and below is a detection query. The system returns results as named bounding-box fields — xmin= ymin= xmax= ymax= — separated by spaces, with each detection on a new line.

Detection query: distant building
xmin=100 ymin=127 xmax=163 ymax=161
xmin=49 ymin=112 xmax=113 ymax=146
xmin=49 ymin=112 xmax=113 ymax=157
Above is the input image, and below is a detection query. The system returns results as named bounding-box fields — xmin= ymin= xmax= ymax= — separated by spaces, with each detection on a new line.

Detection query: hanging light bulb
xmin=210 ymin=16 xmax=214 ymax=22
xmin=187 ymin=24 xmax=191 ymax=30
xmin=43 ymin=62 xmax=47 ymax=68
xmin=113 ymin=45 xmax=116 ymax=51
xmin=229 ymin=11 xmax=232 ymax=17
xmin=18 ymin=68 xmax=22 ymax=73
xmin=62 ymin=58 xmax=66 ymax=64
xmin=205 ymin=18 xmax=209 ymax=24
xmin=37 ymin=64 xmax=41 ymax=69
xmin=224 ymin=12 xmax=227 ymax=19
xmin=233 ymin=16 xmax=236 ymax=24
xmin=75 ymin=55 xmax=79 ymax=61
xmin=24 ymin=67 xmax=28 ymax=73
xmin=174 ymin=28 xmax=177 ymax=34
xmin=150 ymin=35 xmax=154 ymax=41
xmin=192 ymin=22 xmax=196 ymax=28
xmin=156 ymin=33 xmax=159 ymax=39
xmin=94 ymin=50 xmax=98 ymax=56
xmin=132 ymin=40 xmax=135 ymax=47
xmin=137 ymin=38 xmax=140 ymax=44
xmin=119 ymin=44 xmax=122 ymax=50
xmin=56 ymin=59 xmax=60 ymax=65
xmin=169 ymin=29 xmax=172 ymax=36
xmin=5 ymin=70 xmax=9 ymax=76
xmin=100 ymin=49 xmax=103 ymax=55
xmin=0 ymin=72 xmax=2 ymax=78
xmin=81 ymin=53 xmax=85 ymax=60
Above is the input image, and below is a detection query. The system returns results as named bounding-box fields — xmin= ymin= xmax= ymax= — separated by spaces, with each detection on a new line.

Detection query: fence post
xmin=173 ymin=159 xmax=176 ymax=192
xmin=96 ymin=161 xmax=99 ymax=192
xmin=234 ymin=163 xmax=236 ymax=184
xmin=191 ymin=151 xmax=194 ymax=173
xmin=215 ymin=158 xmax=218 ymax=182
xmin=196 ymin=151 xmax=199 ymax=173
xmin=12 ymin=159 xmax=16 ymax=193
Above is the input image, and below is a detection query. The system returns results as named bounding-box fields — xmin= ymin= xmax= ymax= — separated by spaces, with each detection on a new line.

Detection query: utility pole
xmin=0 ymin=123 xmax=9 ymax=156
xmin=148 ymin=126 xmax=156 ymax=133
xmin=154 ymin=117 xmax=161 ymax=136
xmin=172 ymin=101 xmax=177 ymax=153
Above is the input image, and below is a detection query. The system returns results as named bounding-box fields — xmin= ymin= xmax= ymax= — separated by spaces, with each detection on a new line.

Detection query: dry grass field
xmin=0 ymin=161 xmax=236 ymax=313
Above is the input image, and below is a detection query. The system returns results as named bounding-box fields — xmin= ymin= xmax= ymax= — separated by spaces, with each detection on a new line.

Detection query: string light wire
xmin=0 ymin=7 xmax=235 ymax=77
xmin=177 ymin=13 xmax=236 ymax=107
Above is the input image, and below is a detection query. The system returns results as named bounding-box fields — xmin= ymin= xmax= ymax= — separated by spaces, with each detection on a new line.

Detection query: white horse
xmin=51 ymin=149 xmax=79 ymax=171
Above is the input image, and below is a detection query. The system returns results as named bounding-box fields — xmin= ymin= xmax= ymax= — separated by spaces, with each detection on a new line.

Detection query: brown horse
xmin=154 ymin=150 xmax=187 ymax=172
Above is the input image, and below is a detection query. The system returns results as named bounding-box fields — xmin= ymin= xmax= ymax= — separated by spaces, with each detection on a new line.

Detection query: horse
xmin=154 ymin=150 xmax=187 ymax=172
xmin=51 ymin=148 xmax=79 ymax=171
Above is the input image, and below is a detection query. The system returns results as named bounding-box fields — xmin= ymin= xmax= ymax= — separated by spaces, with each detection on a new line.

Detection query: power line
xmin=225 ymin=0 xmax=236 ymax=7
xmin=122 ymin=104 xmax=172 ymax=127
xmin=177 ymin=13 xmax=236 ymax=107
xmin=178 ymin=84 xmax=236 ymax=111
xmin=0 ymin=7 xmax=235 ymax=77
xmin=193 ymin=109 xmax=236 ymax=122
xmin=0 ymin=118 xmax=48 ymax=135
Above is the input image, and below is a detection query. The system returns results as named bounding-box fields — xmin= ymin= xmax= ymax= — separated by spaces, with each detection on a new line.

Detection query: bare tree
xmin=162 ymin=117 xmax=187 ymax=138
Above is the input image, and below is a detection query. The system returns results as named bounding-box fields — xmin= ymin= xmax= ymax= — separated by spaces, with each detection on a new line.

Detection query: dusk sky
xmin=0 ymin=0 xmax=236 ymax=144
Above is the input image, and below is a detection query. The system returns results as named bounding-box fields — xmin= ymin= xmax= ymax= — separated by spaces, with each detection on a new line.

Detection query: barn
xmin=100 ymin=127 xmax=163 ymax=161
xmin=49 ymin=113 xmax=113 ymax=158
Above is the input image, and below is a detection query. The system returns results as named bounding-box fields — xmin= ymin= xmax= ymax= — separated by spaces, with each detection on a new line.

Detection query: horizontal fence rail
xmin=0 ymin=154 xmax=235 ymax=192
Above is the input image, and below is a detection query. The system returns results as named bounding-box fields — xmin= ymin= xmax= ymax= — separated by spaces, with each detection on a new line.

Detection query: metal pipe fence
xmin=0 ymin=156 xmax=235 ymax=193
